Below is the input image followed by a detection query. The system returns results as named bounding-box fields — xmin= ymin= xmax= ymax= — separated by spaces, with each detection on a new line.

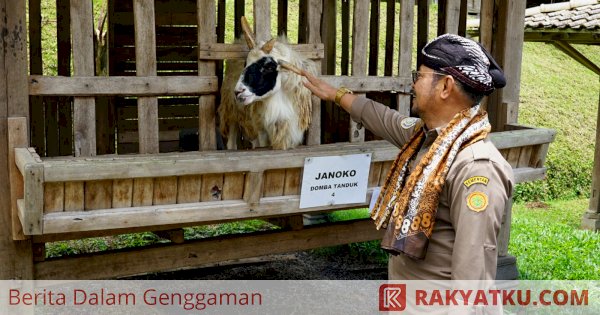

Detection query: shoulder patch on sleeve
xmin=463 ymin=176 xmax=489 ymax=188
xmin=466 ymin=191 xmax=488 ymax=212
xmin=400 ymin=117 xmax=419 ymax=129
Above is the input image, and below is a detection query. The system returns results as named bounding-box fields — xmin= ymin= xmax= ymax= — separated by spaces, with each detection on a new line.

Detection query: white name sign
xmin=299 ymin=153 xmax=372 ymax=209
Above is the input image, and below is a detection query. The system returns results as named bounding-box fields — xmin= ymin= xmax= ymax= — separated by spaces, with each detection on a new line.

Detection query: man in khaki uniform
xmin=301 ymin=34 xmax=513 ymax=280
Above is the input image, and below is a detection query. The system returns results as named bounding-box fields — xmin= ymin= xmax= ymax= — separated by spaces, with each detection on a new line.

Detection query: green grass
xmin=515 ymin=42 xmax=598 ymax=201
xmin=509 ymin=199 xmax=600 ymax=280
xmin=323 ymin=199 xmax=600 ymax=280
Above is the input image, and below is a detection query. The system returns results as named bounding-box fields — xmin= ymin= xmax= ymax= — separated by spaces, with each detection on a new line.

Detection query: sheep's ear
xmin=241 ymin=16 xmax=255 ymax=49
xmin=261 ymin=38 xmax=276 ymax=54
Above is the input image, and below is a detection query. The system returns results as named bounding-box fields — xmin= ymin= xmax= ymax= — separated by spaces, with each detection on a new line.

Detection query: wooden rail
xmin=13 ymin=127 xmax=556 ymax=236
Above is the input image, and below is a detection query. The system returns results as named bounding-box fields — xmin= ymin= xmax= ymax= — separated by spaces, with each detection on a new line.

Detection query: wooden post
xmin=71 ymin=0 xmax=96 ymax=156
xmin=134 ymin=0 xmax=159 ymax=154
xmin=397 ymin=0 xmax=415 ymax=115
xmin=8 ymin=118 xmax=27 ymax=240
xmin=581 ymin=87 xmax=600 ymax=230
xmin=307 ymin=0 xmax=322 ymax=146
xmin=197 ymin=0 xmax=217 ymax=150
xmin=1 ymin=0 xmax=33 ymax=279
xmin=198 ymin=0 xmax=222 ymax=203
xmin=444 ymin=0 xmax=461 ymax=34
xmin=253 ymin=0 xmax=271 ymax=43
xmin=487 ymin=0 xmax=525 ymax=131
xmin=350 ymin=0 xmax=369 ymax=143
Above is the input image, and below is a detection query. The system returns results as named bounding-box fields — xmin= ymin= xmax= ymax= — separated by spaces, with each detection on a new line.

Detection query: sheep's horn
xmin=240 ymin=16 xmax=255 ymax=49
xmin=261 ymin=38 xmax=276 ymax=54
xmin=278 ymin=59 xmax=303 ymax=76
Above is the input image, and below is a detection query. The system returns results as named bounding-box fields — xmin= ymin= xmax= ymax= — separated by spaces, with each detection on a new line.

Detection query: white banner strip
xmin=0 ymin=280 xmax=598 ymax=314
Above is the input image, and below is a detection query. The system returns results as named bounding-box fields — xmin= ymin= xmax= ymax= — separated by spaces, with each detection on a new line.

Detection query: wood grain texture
xmin=29 ymin=76 xmax=218 ymax=96
xmin=133 ymin=178 xmax=154 ymax=206
xmin=153 ymin=177 xmax=178 ymax=205
xmin=222 ymin=173 xmax=245 ymax=200
xmin=176 ymin=175 xmax=202 ymax=203
xmin=64 ymin=182 xmax=84 ymax=211
xmin=134 ymin=0 xmax=159 ymax=154
xmin=84 ymin=180 xmax=112 ymax=210
xmin=112 ymin=179 xmax=133 ymax=208
xmin=8 ymin=118 xmax=27 ymax=239
xmin=71 ymin=0 xmax=96 ymax=156
xmin=44 ymin=182 xmax=64 ymax=213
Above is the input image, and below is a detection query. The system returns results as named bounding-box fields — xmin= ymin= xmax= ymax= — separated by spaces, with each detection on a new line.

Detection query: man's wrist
xmin=334 ymin=87 xmax=353 ymax=106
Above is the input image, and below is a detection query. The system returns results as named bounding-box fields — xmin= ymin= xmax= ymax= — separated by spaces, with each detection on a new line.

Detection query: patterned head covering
xmin=420 ymin=34 xmax=506 ymax=95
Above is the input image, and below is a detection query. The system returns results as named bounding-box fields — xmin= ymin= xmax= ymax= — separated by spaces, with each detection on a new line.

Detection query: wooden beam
xmin=479 ymin=0 xmax=494 ymax=51
xmin=39 ymin=127 xmax=555 ymax=183
xmin=40 ymin=192 xmax=379 ymax=234
xmin=0 ymin=0 xmax=33 ymax=279
xmin=198 ymin=43 xmax=324 ymax=60
xmin=488 ymin=127 xmax=556 ymax=150
xmin=23 ymin=161 xmax=43 ymax=235
xmin=445 ymin=0 xmax=461 ymax=34
xmin=553 ymin=41 xmax=600 ymax=76
xmin=306 ymin=0 xmax=323 ymax=146
xmin=8 ymin=118 xmax=28 ymax=240
xmin=397 ymin=0 xmax=415 ymax=115
xmin=253 ymin=0 xmax=271 ymax=42
xmin=134 ymin=0 xmax=159 ymax=154
xmin=350 ymin=0 xmax=370 ymax=143
xmin=491 ymin=0 xmax=526 ymax=131
xmin=513 ymin=167 xmax=546 ymax=184
xmin=71 ymin=0 xmax=96 ymax=156
xmin=29 ymin=76 xmax=218 ymax=96
xmin=197 ymin=0 xmax=217 ymax=151
xmin=34 ymin=219 xmax=384 ymax=279
xmin=41 ymin=141 xmax=401 ymax=182
xmin=5 ymin=0 xmax=29 ymax=118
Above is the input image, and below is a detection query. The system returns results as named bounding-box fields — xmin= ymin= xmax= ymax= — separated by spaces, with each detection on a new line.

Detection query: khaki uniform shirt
xmin=350 ymin=96 xmax=514 ymax=280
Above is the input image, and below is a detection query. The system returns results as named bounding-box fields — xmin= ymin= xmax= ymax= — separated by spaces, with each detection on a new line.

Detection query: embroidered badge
xmin=466 ymin=191 xmax=488 ymax=212
xmin=400 ymin=117 xmax=418 ymax=129
xmin=463 ymin=176 xmax=489 ymax=188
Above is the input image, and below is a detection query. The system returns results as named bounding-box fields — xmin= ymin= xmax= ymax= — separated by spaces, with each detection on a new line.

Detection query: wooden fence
xmin=0 ymin=0 xmax=554 ymax=279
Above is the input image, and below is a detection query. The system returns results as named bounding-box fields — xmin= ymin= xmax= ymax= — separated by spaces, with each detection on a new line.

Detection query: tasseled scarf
xmin=371 ymin=104 xmax=491 ymax=259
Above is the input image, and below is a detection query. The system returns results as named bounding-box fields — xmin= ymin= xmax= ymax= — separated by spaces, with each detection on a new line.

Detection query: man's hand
xmin=300 ymin=70 xmax=337 ymax=103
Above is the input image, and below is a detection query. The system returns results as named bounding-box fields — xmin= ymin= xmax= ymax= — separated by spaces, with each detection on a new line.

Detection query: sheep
xmin=218 ymin=17 xmax=316 ymax=150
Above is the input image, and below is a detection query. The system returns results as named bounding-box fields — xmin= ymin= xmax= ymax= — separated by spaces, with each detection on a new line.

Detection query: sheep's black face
xmin=234 ymin=56 xmax=280 ymax=105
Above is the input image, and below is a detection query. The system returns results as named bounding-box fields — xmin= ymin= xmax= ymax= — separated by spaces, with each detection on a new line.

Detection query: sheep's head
xmin=234 ymin=40 xmax=283 ymax=106
xmin=234 ymin=17 xmax=287 ymax=106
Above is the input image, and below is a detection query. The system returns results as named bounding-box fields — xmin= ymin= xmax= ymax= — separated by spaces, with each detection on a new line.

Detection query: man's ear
xmin=439 ymin=75 xmax=455 ymax=100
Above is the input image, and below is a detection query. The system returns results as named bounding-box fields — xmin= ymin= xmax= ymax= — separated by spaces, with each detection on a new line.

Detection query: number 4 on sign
xmin=331 ymin=192 xmax=335 ymax=197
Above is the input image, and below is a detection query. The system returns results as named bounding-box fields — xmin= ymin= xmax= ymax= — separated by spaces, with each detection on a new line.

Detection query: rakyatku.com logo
xmin=379 ymin=284 xmax=406 ymax=311
xmin=378 ymin=282 xmax=590 ymax=313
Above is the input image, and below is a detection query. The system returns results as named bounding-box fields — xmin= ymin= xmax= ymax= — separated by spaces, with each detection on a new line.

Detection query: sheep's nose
xmin=234 ymin=86 xmax=246 ymax=95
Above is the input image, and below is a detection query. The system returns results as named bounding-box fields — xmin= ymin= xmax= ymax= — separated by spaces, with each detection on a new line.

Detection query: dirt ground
xmin=132 ymin=249 xmax=388 ymax=280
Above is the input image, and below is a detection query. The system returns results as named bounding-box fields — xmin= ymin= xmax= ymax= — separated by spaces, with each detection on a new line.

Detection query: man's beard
xmin=409 ymin=92 xmax=421 ymax=117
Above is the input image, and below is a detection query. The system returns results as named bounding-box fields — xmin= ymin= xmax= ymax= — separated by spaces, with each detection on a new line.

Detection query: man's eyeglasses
xmin=411 ymin=70 xmax=447 ymax=83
